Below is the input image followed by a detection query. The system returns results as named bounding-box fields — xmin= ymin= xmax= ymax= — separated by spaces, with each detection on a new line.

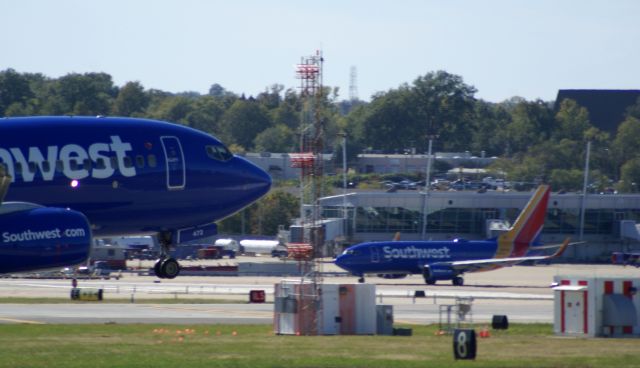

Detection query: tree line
xmin=2 ymin=68 xmax=640 ymax=234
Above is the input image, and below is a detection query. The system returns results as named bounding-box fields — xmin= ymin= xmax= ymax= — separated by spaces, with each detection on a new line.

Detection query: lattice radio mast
xmin=349 ymin=65 xmax=359 ymax=101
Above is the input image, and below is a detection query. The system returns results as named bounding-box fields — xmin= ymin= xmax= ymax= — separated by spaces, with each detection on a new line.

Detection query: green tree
xmin=250 ymin=190 xmax=299 ymax=235
xmin=257 ymin=84 xmax=284 ymax=110
xmin=499 ymin=100 xmax=554 ymax=155
xmin=112 ymin=81 xmax=149 ymax=116
xmin=184 ymin=96 xmax=227 ymax=136
xmin=272 ymin=89 xmax=301 ymax=130
xmin=618 ymin=158 xmax=640 ymax=193
xmin=360 ymin=86 xmax=414 ymax=151
xmin=217 ymin=190 xmax=298 ymax=235
xmin=549 ymin=169 xmax=584 ymax=191
xmin=554 ymin=99 xmax=592 ymax=141
xmin=410 ymin=71 xmax=478 ymax=151
xmin=0 ymin=68 xmax=33 ymax=115
xmin=219 ymin=99 xmax=272 ymax=149
xmin=611 ymin=117 xmax=640 ymax=176
xmin=471 ymin=101 xmax=510 ymax=156
xmin=151 ymin=96 xmax=194 ymax=124
xmin=254 ymin=124 xmax=296 ymax=152
xmin=55 ymin=72 xmax=117 ymax=115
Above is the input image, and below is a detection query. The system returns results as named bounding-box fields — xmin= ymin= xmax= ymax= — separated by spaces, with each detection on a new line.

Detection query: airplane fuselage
xmin=1 ymin=116 xmax=270 ymax=236
xmin=0 ymin=116 xmax=271 ymax=275
xmin=335 ymin=239 xmax=498 ymax=275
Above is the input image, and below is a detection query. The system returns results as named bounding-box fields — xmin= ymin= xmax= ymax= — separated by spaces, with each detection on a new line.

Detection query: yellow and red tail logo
xmin=495 ymin=185 xmax=550 ymax=258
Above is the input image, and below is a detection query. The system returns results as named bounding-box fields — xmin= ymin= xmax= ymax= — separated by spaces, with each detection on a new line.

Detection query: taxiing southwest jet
xmin=0 ymin=116 xmax=271 ymax=278
xmin=335 ymin=185 xmax=569 ymax=285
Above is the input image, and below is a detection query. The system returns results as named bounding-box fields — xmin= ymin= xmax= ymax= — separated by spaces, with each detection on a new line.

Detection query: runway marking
xmin=145 ymin=305 xmax=272 ymax=318
xmin=0 ymin=317 xmax=46 ymax=324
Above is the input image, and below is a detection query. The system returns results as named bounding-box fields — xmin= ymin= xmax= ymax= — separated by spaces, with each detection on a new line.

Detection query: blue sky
xmin=2 ymin=0 xmax=639 ymax=102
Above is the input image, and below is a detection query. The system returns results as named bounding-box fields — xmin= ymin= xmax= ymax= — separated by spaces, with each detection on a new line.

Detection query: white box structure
xmin=274 ymin=281 xmax=376 ymax=336
xmin=553 ymin=276 xmax=639 ymax=337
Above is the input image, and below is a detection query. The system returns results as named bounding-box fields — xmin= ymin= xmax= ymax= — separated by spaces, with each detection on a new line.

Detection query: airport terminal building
xmin=318 ymin=189 xmax=640 ymax=262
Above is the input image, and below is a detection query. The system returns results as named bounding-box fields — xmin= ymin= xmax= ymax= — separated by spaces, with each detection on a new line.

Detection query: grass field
xmin=0 ymin=323 xmax=639 ymax=368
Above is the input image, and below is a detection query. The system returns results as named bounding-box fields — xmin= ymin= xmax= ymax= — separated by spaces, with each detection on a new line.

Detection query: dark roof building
xmin=555 ymin=89 xmax=640 ymax=134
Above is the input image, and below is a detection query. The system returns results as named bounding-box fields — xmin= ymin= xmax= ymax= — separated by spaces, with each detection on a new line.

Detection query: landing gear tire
xmin=452 ymin=276 xmax=464 ymax=286
xmin=358 ymin=277 xmax=365 ymax=283
xmin=154 ymin=259 xmax=164 ymax=278
xmin=423 ymin=269 xmax=436 ymax=285
xmin=160 ymin=258 xmax=180 ymax=279
xmin=154 ymin=258 xmax=180 ymax=279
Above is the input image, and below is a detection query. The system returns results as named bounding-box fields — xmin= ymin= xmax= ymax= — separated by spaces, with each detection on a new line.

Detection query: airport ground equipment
xmin=376 ymin=305 xmax=394 ymax=335
xmin=491 ymin=315 xmax=509 ymax=330
xmin=438 ymin=297 xmax=474 ymax=334
xmin=274 ymin=281 xmax=376 ymax=335
xmin=553 ymin=276 xmax=640 ymax=337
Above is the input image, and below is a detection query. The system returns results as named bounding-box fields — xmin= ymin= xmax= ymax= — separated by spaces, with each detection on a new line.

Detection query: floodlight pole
xmin=421 ymin=137 xmax=434 ymax=240
xmin=579 ymin=140 xmax=591 ymax=241
xmin=339 ymin=132 xmax=348 ymax=220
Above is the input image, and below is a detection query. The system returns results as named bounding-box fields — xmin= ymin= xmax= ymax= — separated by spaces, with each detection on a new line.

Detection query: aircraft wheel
xmin=160 ymin=258 xmax=180 ymax=279
xmin=452 ymin=276 xmax=464 ymax=286
xmin=358 ymin=277 xmax=365 ymax=283
xmin=425 ymin=278 xmax=436 ymax=285
xmin=154 ymin=258 xmax=166 ymax=279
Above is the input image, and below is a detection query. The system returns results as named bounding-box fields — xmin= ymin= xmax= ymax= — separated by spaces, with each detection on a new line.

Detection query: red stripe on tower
xmin=604 ymin=281 xmax=614 ymax=336
xmin=623 ymin=281 xmax=633 ymax=335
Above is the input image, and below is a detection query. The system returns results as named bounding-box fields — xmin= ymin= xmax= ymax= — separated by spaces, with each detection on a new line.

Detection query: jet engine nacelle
xmin=423 ymin=263 xmax=455 ymax=281
xmin=0 ymin=202 xmax=92 ymax=273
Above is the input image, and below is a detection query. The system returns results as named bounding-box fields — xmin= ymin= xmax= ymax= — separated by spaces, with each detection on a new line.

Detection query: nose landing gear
xmin=154 ymin=231 xmax=180 ymax=279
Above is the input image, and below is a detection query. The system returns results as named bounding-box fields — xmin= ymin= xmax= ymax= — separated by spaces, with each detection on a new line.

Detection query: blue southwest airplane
xmin=335 ymin=185 xmax=570 ymax=286
xmin=0 ymin=116 xmax=271 ymax=278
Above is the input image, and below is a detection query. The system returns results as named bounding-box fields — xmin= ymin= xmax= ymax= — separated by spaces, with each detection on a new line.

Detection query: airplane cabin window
xmin=123 ymin=156 xmax=133 ymax=168
xmin=135 ymin=155 xmax=145 ymax=169
xmin=83 ymin=159 xmax=91 ymax=171
xmin=110 ymin=156 xmax=118 ymax=169
xmin=28 ymin=162 xmax=37 ymax=173
xmin=56 ymin=160 xmax=63 ymax=172
xmin=14 ymin=163 xmax=22 ymax=175
xmin=42 ymin=161 xmax=51 ymax=172
xmin=147 ymin=154 xmax=157 ymax=168
xmin=96 ymin=158 xmax=106 ymax=170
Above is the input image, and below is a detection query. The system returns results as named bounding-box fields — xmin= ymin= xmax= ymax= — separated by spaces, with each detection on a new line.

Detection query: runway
xmin=0 ymin=263 xmax=635 ymax=325
xmin=0 ymin=299 xmax=552 ymax=325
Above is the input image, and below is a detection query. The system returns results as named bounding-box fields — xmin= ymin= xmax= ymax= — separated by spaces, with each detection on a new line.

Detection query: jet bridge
xmin=620 ymin=220 xmax=640 ymax=241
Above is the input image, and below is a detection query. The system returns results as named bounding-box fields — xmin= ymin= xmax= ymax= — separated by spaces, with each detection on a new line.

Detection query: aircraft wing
xmin=0 ymin=165 xmax=10 ymax=203
xmin=446 ymin=238 xmax=571 ymax=274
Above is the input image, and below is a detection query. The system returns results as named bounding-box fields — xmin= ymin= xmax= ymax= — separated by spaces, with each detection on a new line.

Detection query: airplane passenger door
xmin=160 ymin=136 xmax=186 ymax=190
xmin=371 ymin=247 xmax=380 ymax=263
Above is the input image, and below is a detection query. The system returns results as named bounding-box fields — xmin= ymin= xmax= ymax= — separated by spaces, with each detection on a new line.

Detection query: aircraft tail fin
xmin=495 ymin=185 xmax=550 ymax=258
